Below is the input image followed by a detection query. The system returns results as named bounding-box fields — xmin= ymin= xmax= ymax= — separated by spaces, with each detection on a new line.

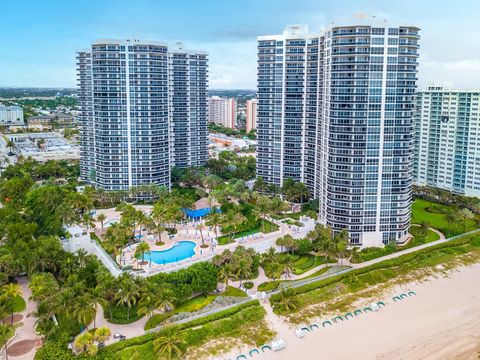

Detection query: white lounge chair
xmin=271 ymin=338 xmax=286 ymax=351
xmin=295 ymin=328 xmax=305 ymax=338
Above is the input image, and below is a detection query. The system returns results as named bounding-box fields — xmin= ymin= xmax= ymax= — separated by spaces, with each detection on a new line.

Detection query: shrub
xmin=243 ymin=282 xmax=254 ymax=289
xmin=258 ymin=281 xmax=281 ymax=292
xmin=223 ymin=286 xmax=248 ymax=297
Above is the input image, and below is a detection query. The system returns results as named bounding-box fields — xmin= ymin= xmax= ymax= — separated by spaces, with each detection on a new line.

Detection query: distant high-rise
xmin=257 ymin=21 xmax=420 ymax=246
xmin=78 ymin=39 xmax=208 ymax=191
xmin=414 ymin=86 xmax=480 ymax=197
xmin=208 ymin=96 xmax=237 ymax=128
xmin=245 ymin=99 xmax=257 ymax=132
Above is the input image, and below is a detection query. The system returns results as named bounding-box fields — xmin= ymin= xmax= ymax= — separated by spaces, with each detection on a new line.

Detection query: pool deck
xmin=90 ymin=205 xmax=315 ymax=276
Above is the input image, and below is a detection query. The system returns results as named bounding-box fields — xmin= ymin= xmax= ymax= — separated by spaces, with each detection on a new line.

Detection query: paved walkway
xmin=5 ymin=277 xmax=39 ymax=360
xmin=351 ymin=227 xmax=455 ymax=270
xmin=93 ymin=305 xmax=148 ymax=346
xmin=269 ymin=228 xmax=479 ymax=295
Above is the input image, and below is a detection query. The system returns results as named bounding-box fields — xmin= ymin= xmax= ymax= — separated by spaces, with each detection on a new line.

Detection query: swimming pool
xmin=144 ymin=241 xmax=196 ymax=265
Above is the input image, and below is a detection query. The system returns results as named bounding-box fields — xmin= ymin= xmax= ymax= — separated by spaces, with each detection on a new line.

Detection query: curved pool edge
xmin=145 ymin=240 xmax=197 ymax=265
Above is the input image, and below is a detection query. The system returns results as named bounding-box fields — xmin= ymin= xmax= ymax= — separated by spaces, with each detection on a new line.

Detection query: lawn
xmin=258 ymin=266 xmax=332 ymax=292
xmin=283 ymin=219 xmax=304 ymax=227
xmin=175 ymin=294 xmax=218 ymax=313
xmin=412 ymin=199 xmax=476 ymax=237
xmin=11 ymin=295 xmax=26 ymax=313
xmin=104 ymin=303 xmax=144 ymax=324
xmin=353 ymin=228 xmax=440 ymax=263
xmin=217 ymin=219 xmax=279 ymax=245
xmin=224 ymin=286 xmax=248 ymax=297
xmin=276 ymin=254 xmax=327 ymax=275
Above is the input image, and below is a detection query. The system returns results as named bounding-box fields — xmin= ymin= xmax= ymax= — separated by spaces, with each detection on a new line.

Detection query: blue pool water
xmin=144 ymin=241 xmax=196 ymax=265
xmin=182 ymin=207 xmax=221 ymax=219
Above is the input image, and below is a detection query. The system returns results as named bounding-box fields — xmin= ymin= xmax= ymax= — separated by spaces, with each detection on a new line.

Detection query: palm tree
xmin=134 ymin=242 xmax=151 ymax=269
xmin=255 ymin=195 xmax=272 ymax=232
xmin=196 ymin=223 xmax=206 ymax=247
xmin=137 ymin=292 xmax=158 ymax=320
xmin=348 ymin=246 xmax=361 ymax=264
xmin=115 ymin=275 xmax=140 ymax=320
xmin=230 ymin=211 xmax=247 ymax=241
xmin=156 ymin=289 xmax=175 ymax=314
xmin=277 ymin=235 xmax=295 ymax=254
xmin=281 ymin=256 xmax=295 ymax=279
xmin=74 ymin=294 xmax=96 ymax=329
xmin=90 ymin=286 xmax=106 ymax=328
xmin=235 ymin=259 xmax=251 ymax=287
xmin=218 ymin=264 xmax=234 ymax=289
xmin=205 ymin=212 xmax=222 ymax=240
xmin=32 ymin=301 xmax=56 ymax=339
xmin=55 ymin=288 xmax=75 ymax=318
xmin=275 ymin=236 xmax=286 ymax=252
xmin=153 ymin=325 xmax=186 ymax=360
xmin=1 ymin=283 xmax=22 ymax=324
xmin=93 ymin=326 xmax=111 ymax=344
xmin=0 ymin=323 xmax=15 ymax=360
xmin=445 ymin=209 xmax=458 ymax=237
xmin=96 ymin=213 xmax=107 ymax=230
xmin=459 ymin=208 xmax=474 ymax=233
xmin=277 ymin=289 xmax=297 ymax=311
xmin=419 ymin=220 xmax=430 ymax=238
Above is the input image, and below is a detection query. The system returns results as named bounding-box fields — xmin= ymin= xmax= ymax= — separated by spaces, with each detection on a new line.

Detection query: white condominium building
xmin=0 ymin=105 xmax=24 ymax=125
xmin=208 ymin=96 xmax=237 ymax=128
xmin=257 ymin=21 xmax=420 ymax=247
xmin=77 ymin=39 xmax=208 ymax=191
xmin=414 ymin=86 xmax=480 ymax=197
xmin=246 ymin=99 xmax=257 ymax=132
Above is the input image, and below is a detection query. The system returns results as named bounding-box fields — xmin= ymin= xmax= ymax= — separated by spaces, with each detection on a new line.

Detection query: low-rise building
xmin=0 ymin=105 xmax=24 ymax=125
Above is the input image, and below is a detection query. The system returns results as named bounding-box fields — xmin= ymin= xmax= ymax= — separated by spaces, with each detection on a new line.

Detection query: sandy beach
xmin=255 ymin=263 xmax=480 ymax=360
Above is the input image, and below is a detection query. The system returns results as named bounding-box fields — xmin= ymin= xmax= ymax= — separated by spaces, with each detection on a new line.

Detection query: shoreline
xmin=223 ymin=263 xmax=480 ymax=360
xmin=266 ymin=263 xmax=480 ymax=360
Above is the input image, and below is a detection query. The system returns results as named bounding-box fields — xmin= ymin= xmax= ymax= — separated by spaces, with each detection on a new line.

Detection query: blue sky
xmin=1 ymin=0 xmax=480 ymax=89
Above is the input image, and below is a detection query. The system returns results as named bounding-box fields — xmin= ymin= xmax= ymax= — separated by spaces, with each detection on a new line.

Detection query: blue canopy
xmin=182 ymin=207 xmax=220 ymax=219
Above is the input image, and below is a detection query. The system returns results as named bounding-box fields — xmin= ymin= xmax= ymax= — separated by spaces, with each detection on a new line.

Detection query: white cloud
xmin=190 ymin=40 xmax=257 ymax=89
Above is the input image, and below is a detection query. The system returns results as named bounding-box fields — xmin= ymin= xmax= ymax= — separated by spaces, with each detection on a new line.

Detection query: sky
xmin=1 ymin=0 xmax=480 ymax=90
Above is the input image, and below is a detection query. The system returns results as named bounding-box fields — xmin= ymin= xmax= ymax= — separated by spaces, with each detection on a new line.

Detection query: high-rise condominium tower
xmin=414 ymin=86 xmax=480 ymax=197
xmin=78 ymin=39 xmax=208 ymax=191
xmin=257 ymin=21 xmax=420 ymax=246
xmin=169 ymin=43 xmax=208 ymax=168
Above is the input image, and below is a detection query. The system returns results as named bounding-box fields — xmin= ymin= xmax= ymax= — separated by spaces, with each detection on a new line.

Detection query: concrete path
xmin=5 ymin=277 xmax=39 ymax=360
xmin=93 ymin=305 xmax=148 ymax=346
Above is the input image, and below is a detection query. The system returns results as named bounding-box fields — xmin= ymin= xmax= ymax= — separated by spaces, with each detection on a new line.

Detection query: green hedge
xmin=103 ymin=303 xmax=144 ymax=324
